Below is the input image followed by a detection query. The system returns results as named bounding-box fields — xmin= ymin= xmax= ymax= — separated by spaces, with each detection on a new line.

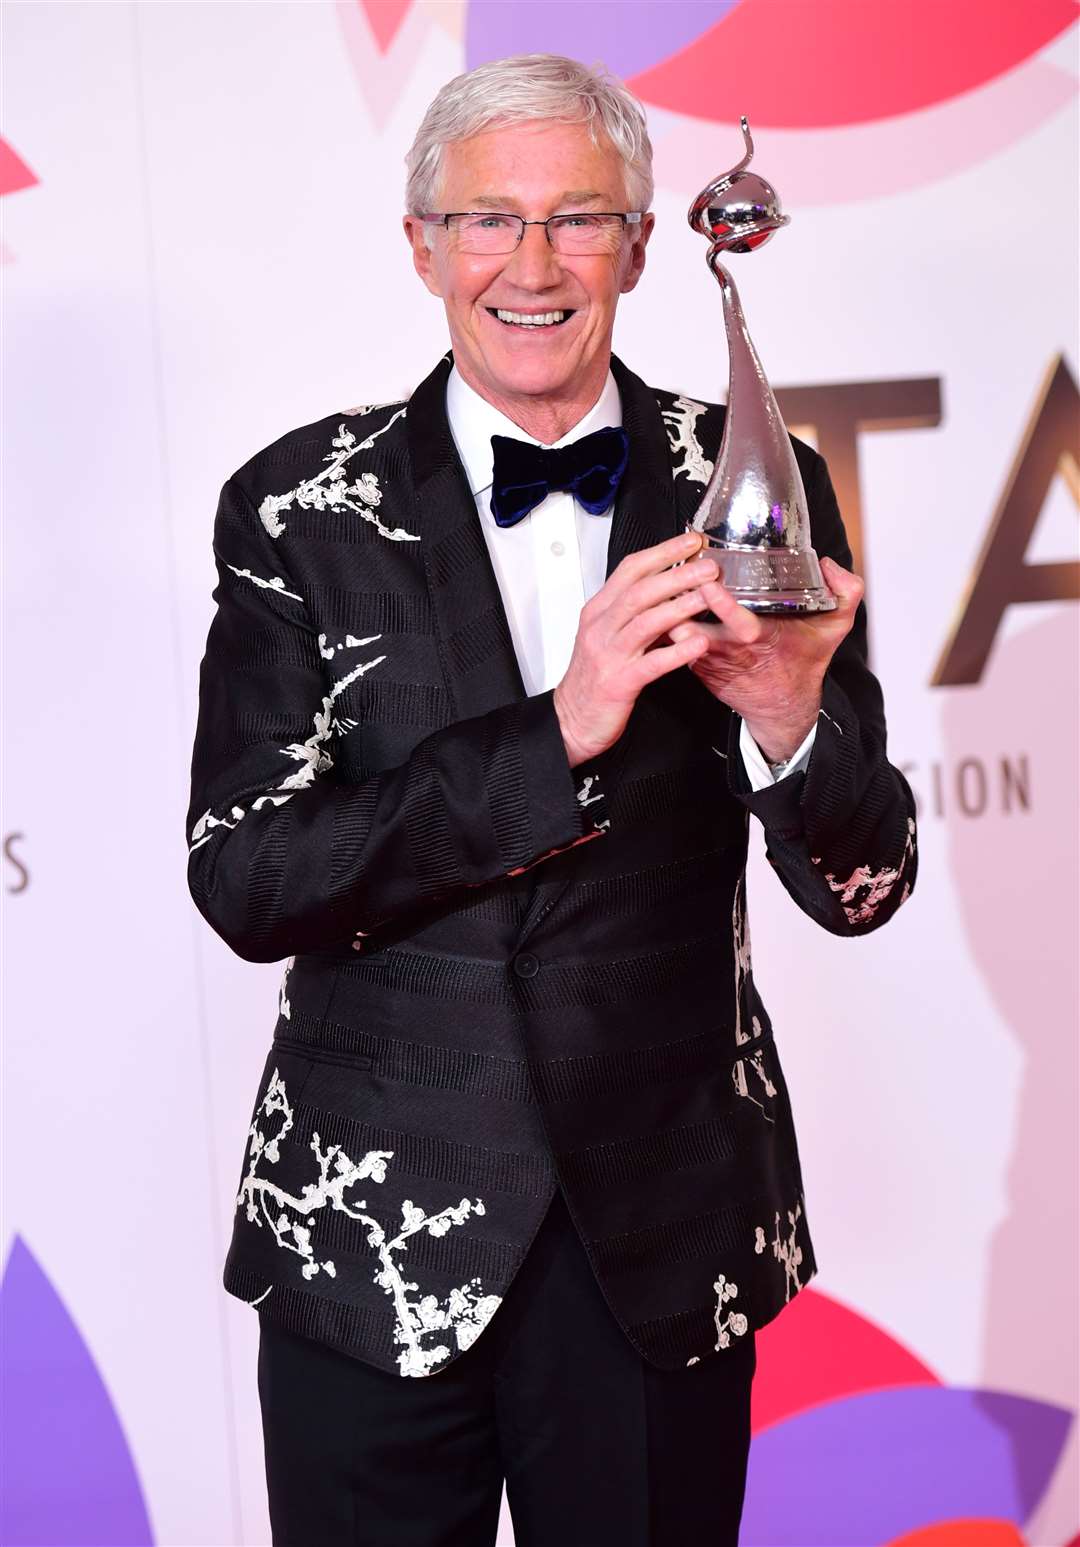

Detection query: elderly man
xmin=187 ymin=51 xmax=917 ymax=1547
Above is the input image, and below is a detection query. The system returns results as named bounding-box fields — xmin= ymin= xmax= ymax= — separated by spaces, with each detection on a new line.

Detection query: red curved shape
xmin=751 ymin=1287 xmax=940 ymax=1434
xmin=629 ymin=0 xmax=1078 ymax=128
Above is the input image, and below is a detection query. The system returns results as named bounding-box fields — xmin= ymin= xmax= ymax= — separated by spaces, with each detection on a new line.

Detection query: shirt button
xmin=550 ymin=540 xmax=566 ymax=556
xmin=513 ymin=952 xmax=540 ymax=978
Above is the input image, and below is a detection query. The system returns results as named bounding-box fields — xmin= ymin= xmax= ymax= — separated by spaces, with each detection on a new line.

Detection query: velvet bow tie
xmin=488 ymin=425 xmax=630 ymax=528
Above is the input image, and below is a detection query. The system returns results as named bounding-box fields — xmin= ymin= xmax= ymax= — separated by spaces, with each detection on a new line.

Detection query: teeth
xmin=495 ymin=309 xmax=567 ymax=326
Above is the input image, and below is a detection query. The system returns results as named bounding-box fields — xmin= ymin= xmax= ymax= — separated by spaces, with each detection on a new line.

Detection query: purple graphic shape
xmin=741 ymin=1384 xmax=1073 ymax=1546
xmin=0 ymin=1235 xmax=154 ymax=1546
xmin=465 ymin=2 xmax=742 ymax=82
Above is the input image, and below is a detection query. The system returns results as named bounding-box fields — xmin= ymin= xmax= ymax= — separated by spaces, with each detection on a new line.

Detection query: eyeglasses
xmin=420 ymin=211 xmax=644 ymax=256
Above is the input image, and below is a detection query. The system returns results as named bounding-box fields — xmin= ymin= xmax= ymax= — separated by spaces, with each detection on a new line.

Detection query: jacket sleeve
xmin=722 ymin=449 xmax=918 ymax=936
xmin=185 ymin=475 xmax=611 ymax=962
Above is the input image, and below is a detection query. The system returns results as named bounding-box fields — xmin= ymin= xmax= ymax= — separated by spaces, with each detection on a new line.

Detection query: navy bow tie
xmin=489 ymin=425 xmax=629 ymax=528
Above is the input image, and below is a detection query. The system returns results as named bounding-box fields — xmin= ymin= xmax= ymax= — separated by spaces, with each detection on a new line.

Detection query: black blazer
xmin=186 ymin=351 xmax=917 ymax=1378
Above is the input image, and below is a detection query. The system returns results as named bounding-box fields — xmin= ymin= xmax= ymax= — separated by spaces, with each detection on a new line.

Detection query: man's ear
xmin=619 ymin=212 xmax=654 ymax=295
xmin=402 ymin=215 xmax=444 ymax=299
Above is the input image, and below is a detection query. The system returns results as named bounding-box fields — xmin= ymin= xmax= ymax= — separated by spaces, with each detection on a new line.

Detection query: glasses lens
xmin=549 ymin=215 xmax=624 ymax=253
xmin=447 ymin=214 xmax=522 ymax=253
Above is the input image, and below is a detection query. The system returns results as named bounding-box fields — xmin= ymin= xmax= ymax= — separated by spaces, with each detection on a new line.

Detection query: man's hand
xmin=665 ymin=554 xmax=864 ymax=763
xmin=553 ymin=532 xmax=718 ymax=767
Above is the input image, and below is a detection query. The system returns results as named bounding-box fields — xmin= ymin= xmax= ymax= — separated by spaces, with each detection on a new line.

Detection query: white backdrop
xmin=3 ymin=5 xmax=1077 ymax=1545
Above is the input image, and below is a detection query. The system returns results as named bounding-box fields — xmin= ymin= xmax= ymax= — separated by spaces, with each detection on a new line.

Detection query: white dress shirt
xmin=444 ymin=363 xmax=815 ymax=789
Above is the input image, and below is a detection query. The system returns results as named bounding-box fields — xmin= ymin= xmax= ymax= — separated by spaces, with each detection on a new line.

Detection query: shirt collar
xmin=446 ymin=361 xmax=623 ymax=497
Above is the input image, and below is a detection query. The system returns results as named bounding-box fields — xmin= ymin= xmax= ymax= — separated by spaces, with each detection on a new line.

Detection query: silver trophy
xmin=687 ymin=117 xmax=836 ymax=614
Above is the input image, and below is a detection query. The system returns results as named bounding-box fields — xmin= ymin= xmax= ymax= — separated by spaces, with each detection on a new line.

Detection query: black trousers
xmin=257 ymin=1187 xmax=756 ymax=1547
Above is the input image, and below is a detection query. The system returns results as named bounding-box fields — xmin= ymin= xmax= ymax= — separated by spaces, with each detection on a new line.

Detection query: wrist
xmin=743 ymin=700 xmax=821 ymax=765
xmin=552 ymin=685 xmax=591 ymax=770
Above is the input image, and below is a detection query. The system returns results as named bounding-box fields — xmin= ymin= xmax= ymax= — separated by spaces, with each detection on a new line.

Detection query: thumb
xmin=821 ymin=555 xmax=864 ymax=616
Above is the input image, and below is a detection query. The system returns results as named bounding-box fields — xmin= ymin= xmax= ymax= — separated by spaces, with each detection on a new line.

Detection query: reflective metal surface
xmin=687 ymin=118 xmax=836 ymax=614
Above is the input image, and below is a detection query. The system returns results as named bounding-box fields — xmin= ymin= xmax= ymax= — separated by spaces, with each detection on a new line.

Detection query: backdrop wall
xmin=3 ymin=4 xmax=1078 ymax=1545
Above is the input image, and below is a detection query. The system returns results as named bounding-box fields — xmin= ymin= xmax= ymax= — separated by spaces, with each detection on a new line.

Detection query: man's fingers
xmin=699 ymin=579 xmax=763 ymax=643
xmin=820 ymin=555 xmax=865 ymax=615
xmin=596 ymin=531 xmax=707 ymax=619
xmin=625 ymin=532 xmax=705 ymax=583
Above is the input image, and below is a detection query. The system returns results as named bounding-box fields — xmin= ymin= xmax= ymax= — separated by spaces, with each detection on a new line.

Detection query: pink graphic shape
xmin=0 ymin=137 xmax=39 ymax=196
xmin=752 ymin=1286 xmax=939 ymax=1435
xmin=337 ymin=0 xmax=430 ymax=128
xmin=628 ymin=0 xmax=1077 ymax=127
xmin=360 ymin=0 xmax=412 ymax=54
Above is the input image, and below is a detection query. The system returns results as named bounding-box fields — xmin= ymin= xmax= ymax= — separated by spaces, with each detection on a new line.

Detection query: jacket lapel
xmin=588 ymin=352 xmax=686 ymax=806
xmin=606 ymin=353 xmax=684 ymax=575
xmin=516 ymin=354 xmax=685 ymax=939
xmin=407 ymin=352 xmax=528 ymax=723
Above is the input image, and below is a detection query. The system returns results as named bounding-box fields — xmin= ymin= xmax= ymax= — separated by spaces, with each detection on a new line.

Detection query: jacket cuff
xmin=724 ymin=675 xmax=857 ymax=839
xmin=510 ymin=690 xmax=611 ymax=865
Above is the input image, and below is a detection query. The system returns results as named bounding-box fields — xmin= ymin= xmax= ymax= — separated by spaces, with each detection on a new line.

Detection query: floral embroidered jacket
xmin=185 ymin=351 xmax=918 ymax=1379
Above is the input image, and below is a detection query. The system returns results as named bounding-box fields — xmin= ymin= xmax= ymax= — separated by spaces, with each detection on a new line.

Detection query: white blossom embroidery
xmin=257 ymin=415 xmax=417 ymax=543
xmin=189 ymin=792 xmax=295 ymax=850
xmin=763 ymin=1200 xmax=805 ymax=1302
xmin=238 ymin=1068 xmax=502 ymax=1377
xmin=659 ymin=394 xmax=715 ymax=486
xmin=318 ymin=630 xmax=383 ymax=659
xmin=343 ymin=398 xmax=404 ymax=419
xmin=576 ymin=774 xmax=604 ymax=809
xmin=573 ymin=772 xmax=610 ymax=833
xmin=732 ymin=877 xmax=763 ymax=1048
xmin=712 ymin=1272 xmax=748 ymax=1349
xmin=224 ymin=564 xmax=303 ymax=602
xmin=686 ymin=1204 xmax=807 ymax=1365
xmin=188 ymin=649 xmax=385 ymax=850
xmin=814 ymin=818 xmax=916 ymax=926
xmin=732 ymin=1046 xmax=777 ymax=1122
xmin=277 ymin=657 xmax=385 ymax=791
xmin=278 ymin=958 xmax=293 ymax=1021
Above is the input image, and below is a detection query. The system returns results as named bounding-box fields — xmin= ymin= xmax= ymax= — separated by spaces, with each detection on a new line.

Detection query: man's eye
xmin=468 ymin=215 xmax=514 ymax=229
xmin=555 ymin=215 xmax=599 ymax=228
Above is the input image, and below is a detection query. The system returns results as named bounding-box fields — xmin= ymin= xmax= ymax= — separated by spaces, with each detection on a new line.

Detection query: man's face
xmin=404 ymin=120 xmax=653 ymax=409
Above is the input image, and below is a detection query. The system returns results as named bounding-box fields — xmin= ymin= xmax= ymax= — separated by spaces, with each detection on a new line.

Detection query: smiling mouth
xmin=486 ymin=308 xmax=575 ymax=328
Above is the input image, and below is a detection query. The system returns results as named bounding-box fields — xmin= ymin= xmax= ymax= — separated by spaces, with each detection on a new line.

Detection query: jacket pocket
xmin=272 ymin=1036 xmax=373 ymax=1074
xmin=270 ymin=1036 xmax=375 ymax=1124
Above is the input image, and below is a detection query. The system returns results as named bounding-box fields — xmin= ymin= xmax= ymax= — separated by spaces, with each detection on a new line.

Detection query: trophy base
xmin=694 ymin=532 xmax=837 ymax=615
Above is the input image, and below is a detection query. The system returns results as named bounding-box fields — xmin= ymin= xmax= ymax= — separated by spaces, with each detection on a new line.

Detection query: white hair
xmin=405 ymin=53 xmax=654 ymax=237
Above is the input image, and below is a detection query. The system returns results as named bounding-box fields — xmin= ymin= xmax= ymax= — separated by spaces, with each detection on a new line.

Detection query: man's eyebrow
xmin=468 ymin=191 xmax=609 ymax=210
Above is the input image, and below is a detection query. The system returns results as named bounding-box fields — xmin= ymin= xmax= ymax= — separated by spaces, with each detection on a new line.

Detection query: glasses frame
xmin=419 ymin=210 xmax=644 ymax=253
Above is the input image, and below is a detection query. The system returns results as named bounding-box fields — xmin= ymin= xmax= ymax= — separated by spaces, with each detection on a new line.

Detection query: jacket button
xmin=513 ymin=952 xmax=540 ymax=978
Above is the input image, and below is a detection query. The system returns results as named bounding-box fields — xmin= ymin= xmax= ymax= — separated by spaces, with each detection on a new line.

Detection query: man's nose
xmin=502 ymin=222 xmax=562 ymax=288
